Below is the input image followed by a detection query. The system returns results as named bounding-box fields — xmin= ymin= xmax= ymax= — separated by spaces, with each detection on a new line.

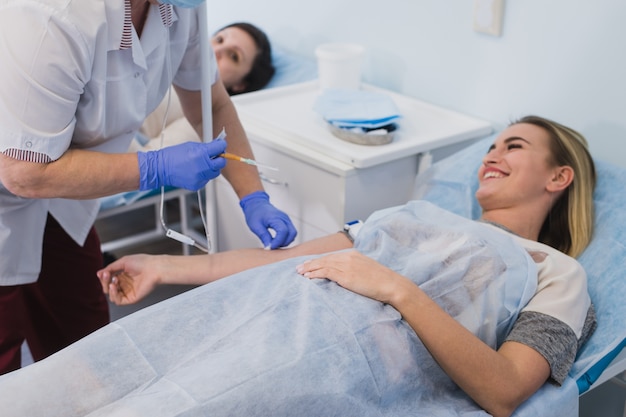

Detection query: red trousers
xmin=0 ymin=215 xmax=110 ymax=375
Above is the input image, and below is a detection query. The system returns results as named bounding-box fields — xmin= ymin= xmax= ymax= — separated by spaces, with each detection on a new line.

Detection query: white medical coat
xmin=0 ymin=0 xmax=217 ymax=284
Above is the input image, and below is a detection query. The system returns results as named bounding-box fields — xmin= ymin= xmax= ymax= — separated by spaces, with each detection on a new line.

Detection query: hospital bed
xmin=96 ymin=44 xmax=318 ymax=255
xmin=2 ymin=135 xmax=624 ymax=416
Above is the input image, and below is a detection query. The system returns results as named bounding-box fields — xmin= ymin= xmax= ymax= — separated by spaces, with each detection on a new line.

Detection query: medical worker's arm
xmin=0 ymin=151 xmax=141 ymax=199
xmin=175 ymin=82 xmax=297 ymax=249
xmin=0 ymin=140 xmax=227 ymax=198
xmin=0 ymin=4 xmax=225 ymax=199
xmin=175 ymin=82 xmax=262 ymax=198
xmin=296 ymin=251 xmax=550 ymax=417
xmin=97 ymin=232 xmax=352 ymax=305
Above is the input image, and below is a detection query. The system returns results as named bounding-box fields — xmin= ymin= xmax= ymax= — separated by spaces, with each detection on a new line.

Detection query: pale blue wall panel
xmin=207 ymin=0 xmax=626 ymax=166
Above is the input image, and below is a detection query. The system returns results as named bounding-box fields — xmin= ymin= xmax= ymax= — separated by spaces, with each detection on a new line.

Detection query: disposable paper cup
xmin=315 ymin=43 xmax=365 ymax=90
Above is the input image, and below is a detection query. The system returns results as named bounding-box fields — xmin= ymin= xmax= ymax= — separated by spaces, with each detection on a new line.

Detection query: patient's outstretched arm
xmin=97 ymin=232 xmax=352 ymax=305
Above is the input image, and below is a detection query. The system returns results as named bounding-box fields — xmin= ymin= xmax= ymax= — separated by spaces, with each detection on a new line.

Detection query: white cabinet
xmin=213 ymin=81 xmax=492 ymax=251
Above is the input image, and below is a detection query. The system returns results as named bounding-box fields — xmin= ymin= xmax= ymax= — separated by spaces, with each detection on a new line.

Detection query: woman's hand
xmin=97 ymin=254 xmax=163 ymax=305
xmin=295 ymin=250 xmax=406 ymax=305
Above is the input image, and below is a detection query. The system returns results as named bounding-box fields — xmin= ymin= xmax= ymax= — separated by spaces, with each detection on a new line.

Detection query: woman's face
xmin=211 ymin=27 xmax=258 ymax=93
xmin=475 ymin=123 xmax=559 ymax=211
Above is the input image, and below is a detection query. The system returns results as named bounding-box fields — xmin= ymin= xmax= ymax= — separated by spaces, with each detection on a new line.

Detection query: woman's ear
xmin=547 ymin=166 xmax=574 ymax=192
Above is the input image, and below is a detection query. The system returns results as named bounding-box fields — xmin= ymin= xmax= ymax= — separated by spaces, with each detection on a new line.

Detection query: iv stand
xmin=199 ymin=2 xmax=218 ymax=253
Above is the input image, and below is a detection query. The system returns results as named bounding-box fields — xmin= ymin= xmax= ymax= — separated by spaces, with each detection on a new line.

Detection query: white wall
xmin=207 ymin=0 xmax=626 ymax=167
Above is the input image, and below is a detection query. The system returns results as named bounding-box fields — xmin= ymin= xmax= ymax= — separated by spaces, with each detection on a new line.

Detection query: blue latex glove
xmin=240 ymin=191 xmax=298 ymax=249
xmin=138 ymin=139 xmax=227 ymax=191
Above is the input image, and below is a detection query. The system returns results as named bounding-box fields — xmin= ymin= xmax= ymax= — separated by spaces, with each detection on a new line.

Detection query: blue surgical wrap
xmin=0 ymin=201 xmax=537 ymax=417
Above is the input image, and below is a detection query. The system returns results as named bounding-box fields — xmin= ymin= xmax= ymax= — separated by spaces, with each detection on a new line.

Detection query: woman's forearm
xmin=391 ymin=282 xmax=549 ymax=417
xmin=292 ymin=249 xmax=547 ymax=417
xmin=0 ymin=150 xmax=138 ymax=199
xmin=159 ymin=232 xmax=353 ymax=286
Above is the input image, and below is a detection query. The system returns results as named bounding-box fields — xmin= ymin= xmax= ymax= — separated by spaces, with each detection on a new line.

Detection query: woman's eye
xmin=230 ymin=52 xmax=239 ymax=63
xmin=214 ymin=35 xmax=224 ymax=44
xmin=507 ymin=143 xmax=522 ymax=150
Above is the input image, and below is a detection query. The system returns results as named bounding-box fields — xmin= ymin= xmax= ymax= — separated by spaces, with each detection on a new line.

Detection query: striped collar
xmin=120 ymin=1 xmax=173 ymax=50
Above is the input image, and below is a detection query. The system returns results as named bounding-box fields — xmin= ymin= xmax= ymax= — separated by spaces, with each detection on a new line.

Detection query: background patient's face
xmin=211 ymin=27 xmax=257 ymax=92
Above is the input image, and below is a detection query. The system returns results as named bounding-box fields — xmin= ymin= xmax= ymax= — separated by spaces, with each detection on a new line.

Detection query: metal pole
xmin=199 ymin=2 xmax=218 ymax=253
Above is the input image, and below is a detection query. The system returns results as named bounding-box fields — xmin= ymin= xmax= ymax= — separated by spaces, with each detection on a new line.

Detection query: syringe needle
xmin=220 ymin=153 xmax=279 ymax=171
xmin=241 ymin=157 xmax=280 ymax=171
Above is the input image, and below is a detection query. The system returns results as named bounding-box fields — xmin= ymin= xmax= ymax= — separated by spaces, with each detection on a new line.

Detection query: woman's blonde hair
xmin=513 ymin=116 xmax=596 ymax=257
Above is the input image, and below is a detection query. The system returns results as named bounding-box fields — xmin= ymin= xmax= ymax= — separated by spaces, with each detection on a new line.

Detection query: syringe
xmin=213 ymin=128 xmax=279 ymax=171
xmin=219 ymin=152 xmax=279 ymax=171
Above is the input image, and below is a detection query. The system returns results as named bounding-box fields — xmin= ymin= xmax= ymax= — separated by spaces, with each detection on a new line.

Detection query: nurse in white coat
xmin=0 ymin=0 xmax=296 ymax=375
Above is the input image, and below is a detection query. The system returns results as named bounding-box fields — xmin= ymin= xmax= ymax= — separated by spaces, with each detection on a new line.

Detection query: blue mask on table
xmin=159 ymin=0 xmax=204 ymax=8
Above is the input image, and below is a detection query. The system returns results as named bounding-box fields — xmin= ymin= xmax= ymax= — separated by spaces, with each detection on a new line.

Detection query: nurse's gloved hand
xmin=138 ymin=139 xmax=227 ymax=191
xmin=240 ymin=191 xmax=298 ymax=249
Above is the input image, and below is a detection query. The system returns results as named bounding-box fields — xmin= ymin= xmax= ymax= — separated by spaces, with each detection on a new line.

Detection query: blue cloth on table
xmin=0 ymin=201 xmax=537 ymax=417
xmin=313 ymin=89 xmax=401 ymax=129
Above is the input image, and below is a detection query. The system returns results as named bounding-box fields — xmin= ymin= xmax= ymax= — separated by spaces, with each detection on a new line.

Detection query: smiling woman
xmin=476 ymin=115 xmax=595 ymax=258
xmin=476 ymin=123 xmax=575 ymax=250
xmin=92 ymin=115 xmax=598 ymax=417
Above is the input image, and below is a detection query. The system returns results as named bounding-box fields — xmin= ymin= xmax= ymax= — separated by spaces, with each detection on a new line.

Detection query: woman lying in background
xmin=212 ymin=22 xmax=275 ymax=96
xmin=128 ymin=21 xmax=274 ymax=153
xmin=1 ymin=116 xmax=597 ymax=417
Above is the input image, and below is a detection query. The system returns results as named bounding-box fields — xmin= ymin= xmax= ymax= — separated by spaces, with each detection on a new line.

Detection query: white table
xmin=213 ymin=81 xmax=493 ymax=251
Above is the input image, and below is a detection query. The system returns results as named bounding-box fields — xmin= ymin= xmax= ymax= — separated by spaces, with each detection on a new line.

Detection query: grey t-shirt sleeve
xmin=504 ymin=305 xmax=597 ymax=385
